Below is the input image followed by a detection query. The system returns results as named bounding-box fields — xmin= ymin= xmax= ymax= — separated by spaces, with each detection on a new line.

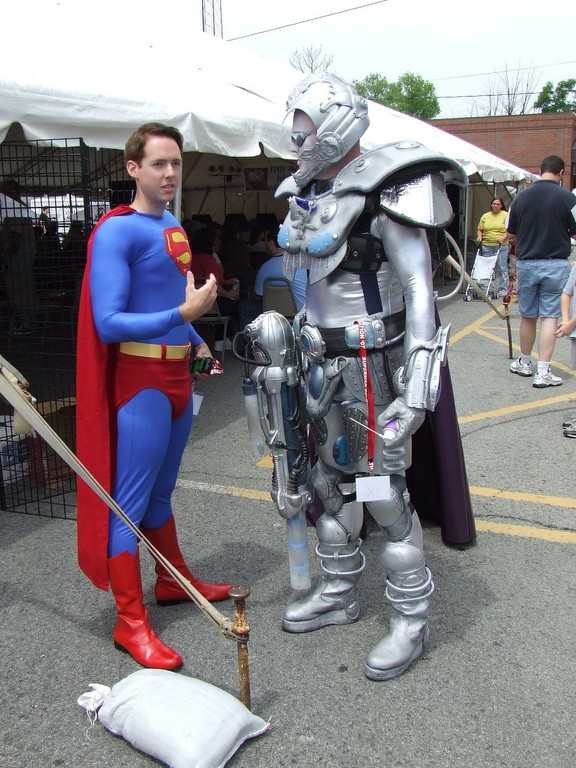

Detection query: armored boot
xmin=142 ymin=516 xmax=232 ymax=605
xmin=282 ymin=509 xmax=365 ymax=633
xmin=365 ymin=513 xmax=434 ymax=680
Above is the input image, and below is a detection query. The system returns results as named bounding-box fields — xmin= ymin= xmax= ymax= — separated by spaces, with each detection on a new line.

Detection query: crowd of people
xmin=0 ymin=209 xmax=88 ymax=335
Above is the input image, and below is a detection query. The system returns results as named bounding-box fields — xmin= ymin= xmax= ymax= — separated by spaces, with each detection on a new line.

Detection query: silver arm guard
xmin=243 ymin=311 xmax=311 ymax=520
xmin=394 ymin=325 xmax=450 ymax=411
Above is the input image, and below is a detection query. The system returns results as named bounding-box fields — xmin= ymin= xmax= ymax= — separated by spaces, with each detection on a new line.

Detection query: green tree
xmin=534 ymin=79 xmax=576 ymax=112
xmin=355 ymin=72 xmax=440 ymax=119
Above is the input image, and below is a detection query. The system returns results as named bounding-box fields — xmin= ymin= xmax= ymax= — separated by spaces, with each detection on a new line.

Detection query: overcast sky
xmin=9 ymin=0 xmax=576 ymax=120
xmin=216 ymin=0 xmax=575 ymax=118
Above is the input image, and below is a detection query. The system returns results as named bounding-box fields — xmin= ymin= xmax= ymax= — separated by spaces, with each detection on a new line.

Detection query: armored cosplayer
xmin=238 ymin=74 xmax=474 ymax=681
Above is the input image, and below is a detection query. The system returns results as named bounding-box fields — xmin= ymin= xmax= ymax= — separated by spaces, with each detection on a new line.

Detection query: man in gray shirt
xmin=507 ymin=155 xmax=576 ymax=387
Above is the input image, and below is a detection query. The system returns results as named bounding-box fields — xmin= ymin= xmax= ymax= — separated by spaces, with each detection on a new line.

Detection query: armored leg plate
xmin=365 ymin=512 xmax=433 ymax=680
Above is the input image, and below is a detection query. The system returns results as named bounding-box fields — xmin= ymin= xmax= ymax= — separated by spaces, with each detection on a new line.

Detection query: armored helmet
xmin=287 ymin=72 xmax=369 ymax=188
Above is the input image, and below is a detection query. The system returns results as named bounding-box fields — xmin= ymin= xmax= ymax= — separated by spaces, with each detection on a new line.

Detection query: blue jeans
xmin=481 ymin=244 xmax=509 ymax=294
xmin=516 ymin=259 xmax=571 ymax=318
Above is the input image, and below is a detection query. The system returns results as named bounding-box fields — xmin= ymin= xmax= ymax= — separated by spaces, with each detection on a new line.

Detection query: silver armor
xmin=239 ymin=74 xmax=467 ymax=680
xmin=286 ymin=72 xmax=369 ymax=189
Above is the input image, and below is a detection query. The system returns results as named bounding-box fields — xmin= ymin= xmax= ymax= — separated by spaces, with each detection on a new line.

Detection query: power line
xmin=438 ymin=90 xmax=576 ymax=99
xmin=432 ymin=61 xmax=576 ymax=82
xmin=226 ymin=1 xmax=390 ymax=41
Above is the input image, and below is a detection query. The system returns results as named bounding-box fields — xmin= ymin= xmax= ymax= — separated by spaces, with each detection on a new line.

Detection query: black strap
xmin=320 ymin=311 xmax=405 ymax=357
xmin=360 ymin=271 xmax=383 ymax=315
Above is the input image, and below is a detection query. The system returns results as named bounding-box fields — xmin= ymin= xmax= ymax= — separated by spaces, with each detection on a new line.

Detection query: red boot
xmin=108 ymin=551 xmax=183 ymax=670
xmin=142 ymin=516 xmax=232 ymax=604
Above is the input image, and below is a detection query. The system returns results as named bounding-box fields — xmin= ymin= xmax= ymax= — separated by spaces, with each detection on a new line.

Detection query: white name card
xmin=355 ymin=475 xmax=392 ymax=502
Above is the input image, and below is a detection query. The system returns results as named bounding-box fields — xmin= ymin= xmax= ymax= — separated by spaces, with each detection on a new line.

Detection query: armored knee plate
xmin=366 ymin=475 xmax=412 ymax=539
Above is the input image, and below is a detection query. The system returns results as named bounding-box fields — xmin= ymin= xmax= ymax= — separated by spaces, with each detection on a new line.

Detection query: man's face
xmin=291 ymin=109 xmax=345 ymax=182
xmin=127 ymin=135 xmax=182 ymax=208
xmin=291 ymin=110 xmax=317 ymax=170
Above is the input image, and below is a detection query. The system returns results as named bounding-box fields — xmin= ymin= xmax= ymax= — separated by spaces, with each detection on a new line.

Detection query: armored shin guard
xmin=108 ymin=551 xmax=183 ymax=670
xmin=282 ymin=503 xmax=365 ymax=633
xmin=365 ymin=512 xmax=434 ymax=680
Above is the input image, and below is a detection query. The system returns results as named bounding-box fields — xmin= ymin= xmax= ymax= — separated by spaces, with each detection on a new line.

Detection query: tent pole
xmin=174 ymin=177 xmax=183 ymax=222
xmin=463 ymin=184 xmax=469 ymax=279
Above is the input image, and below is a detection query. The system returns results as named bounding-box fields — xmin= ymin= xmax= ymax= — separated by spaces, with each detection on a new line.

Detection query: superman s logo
xmin=164 ymin=227 xmax=192 ymax=276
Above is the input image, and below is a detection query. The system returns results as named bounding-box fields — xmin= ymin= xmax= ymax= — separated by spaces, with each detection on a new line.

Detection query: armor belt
xmin=319 ymin=310 xmax=405 ymax=357
xmin=119 ymin=342 xmax=192 ymax=360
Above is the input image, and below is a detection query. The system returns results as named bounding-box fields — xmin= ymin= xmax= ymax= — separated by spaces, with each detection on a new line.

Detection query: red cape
xmin=76 ymin=206 xmax=135 ymax=590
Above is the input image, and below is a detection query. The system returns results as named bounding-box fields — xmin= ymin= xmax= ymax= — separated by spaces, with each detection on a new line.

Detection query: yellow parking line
xmin=475 ymin=520 xmax=576 ymax=544
xmin=449 ymin=309 xmax=493 ymax=346
xmin=459 ymin=390 xmax=576 ymax=423
xmin=177 ymin=478 xmax=270 ymax=501
xmin=475 ymin=328 xmax=576 ymax=377
xmin=176 ymin=478 xmax=576 ymax=544
xmin=257 ymin=455 xmax=274 ymax=468
xmin=482 ymin=324 xmax=515 ymax=331
xmin=469 ymin=485 xmax=576 ymax=510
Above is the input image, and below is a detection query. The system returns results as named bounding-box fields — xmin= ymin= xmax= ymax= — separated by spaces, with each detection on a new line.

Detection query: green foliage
xmin=534 ymin=79 xmax=576 ymax=113
xmin=355 ymin=72 xmax=440 ymax=119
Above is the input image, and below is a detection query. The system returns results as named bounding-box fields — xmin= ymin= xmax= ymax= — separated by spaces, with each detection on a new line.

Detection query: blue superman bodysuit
xmin=86 ymin=209 xmax=203 ymax=561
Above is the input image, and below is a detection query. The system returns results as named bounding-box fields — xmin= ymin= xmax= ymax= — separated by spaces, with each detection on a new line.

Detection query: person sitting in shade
xmin=254 ymin=231 xmax=307 ymax=311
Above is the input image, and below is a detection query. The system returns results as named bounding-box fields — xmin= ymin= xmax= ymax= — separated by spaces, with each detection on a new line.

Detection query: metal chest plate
xmin=278 ymin=190 xmax=365 ymax=284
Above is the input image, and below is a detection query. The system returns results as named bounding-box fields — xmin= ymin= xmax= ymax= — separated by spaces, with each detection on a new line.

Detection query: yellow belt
xmin=119 ymin=342 xmax=191 ymax=360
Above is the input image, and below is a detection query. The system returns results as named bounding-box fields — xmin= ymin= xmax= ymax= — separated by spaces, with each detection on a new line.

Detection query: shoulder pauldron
xmin=275 ymin=142 xmax=468 ymax=284
xmin=332 ymin=142 xmax=468 ymax=229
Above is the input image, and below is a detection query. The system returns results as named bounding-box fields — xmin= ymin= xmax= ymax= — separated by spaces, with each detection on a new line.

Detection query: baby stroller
xmin=463 ymin=244 xmax=500 ymax=301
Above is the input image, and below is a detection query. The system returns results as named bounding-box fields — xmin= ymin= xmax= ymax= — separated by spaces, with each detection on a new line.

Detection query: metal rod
xmin=462 ymin=184 xmax=469 ymax=280
xmin=0 ymin=361 xmax=239 ymax=638
xmin=503 ymin=296 xmax=514 ymax=359
xmin=173 ymin=175 xmax=182 ymax=222
xmin=229 ymin=585 xmax=252 ymax=711
xmin=1 ymin=361 xmax=257 ymax=707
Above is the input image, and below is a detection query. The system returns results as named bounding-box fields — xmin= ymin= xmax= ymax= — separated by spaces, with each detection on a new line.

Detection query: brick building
xmin=431 ymin=112 xmax=576 ymax=191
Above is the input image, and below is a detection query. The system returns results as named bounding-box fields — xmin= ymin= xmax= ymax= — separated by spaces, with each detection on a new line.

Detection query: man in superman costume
xmin=76 ymin=123 xmax=231 ymax=671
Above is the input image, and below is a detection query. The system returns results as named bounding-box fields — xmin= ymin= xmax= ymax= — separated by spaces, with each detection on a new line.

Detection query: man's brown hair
xmin=540 ymin=155 xmax=565 ymax=175
xmin=124 ymin=122 xmax=184 ymax=164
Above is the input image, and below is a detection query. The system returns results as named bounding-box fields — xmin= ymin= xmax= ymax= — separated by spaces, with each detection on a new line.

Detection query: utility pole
xmin=201 ymin=0 xmax=223 ymax=37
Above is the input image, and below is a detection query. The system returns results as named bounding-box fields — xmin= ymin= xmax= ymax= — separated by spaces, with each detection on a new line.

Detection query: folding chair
xmin=262 ymin=277 xmax=297 ymax=320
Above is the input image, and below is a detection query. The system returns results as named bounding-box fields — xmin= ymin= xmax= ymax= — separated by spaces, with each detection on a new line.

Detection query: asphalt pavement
xmin=2 ymin=293 xmax=576 ymax=768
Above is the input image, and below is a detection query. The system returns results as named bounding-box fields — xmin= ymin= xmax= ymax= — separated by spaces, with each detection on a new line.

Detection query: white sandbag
xmin=78 ymin=669 xmax=269 ymax=768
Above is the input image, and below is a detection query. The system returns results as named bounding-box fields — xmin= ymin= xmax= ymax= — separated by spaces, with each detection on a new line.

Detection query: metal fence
xmin=0 ymin=137 xmax=130 ymax=517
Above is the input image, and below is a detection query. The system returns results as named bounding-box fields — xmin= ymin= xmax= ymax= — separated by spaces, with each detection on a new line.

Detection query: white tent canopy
xmin=0 ymin=4 xmax=534 ymax=184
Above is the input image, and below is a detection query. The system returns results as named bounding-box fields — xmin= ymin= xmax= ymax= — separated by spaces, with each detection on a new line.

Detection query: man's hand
xmin=378 ymin=397 xmax=425 ymax=449
xmin=555 ymin=320 xmax=576 ymax=338
xmin=179 ymin=272 xmax=217 ymax=322
xmin=194 ymin=341 xmax=212 ymax=359
xmin=191 ymin=341 xmax=214 ymax=380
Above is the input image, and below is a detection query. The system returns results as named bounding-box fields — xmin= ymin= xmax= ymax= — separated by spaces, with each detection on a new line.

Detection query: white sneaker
xmin=533 ymin=369 xmax=563 ymax=388
xmin=510 ymin=358 xmax=533 ymax=377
